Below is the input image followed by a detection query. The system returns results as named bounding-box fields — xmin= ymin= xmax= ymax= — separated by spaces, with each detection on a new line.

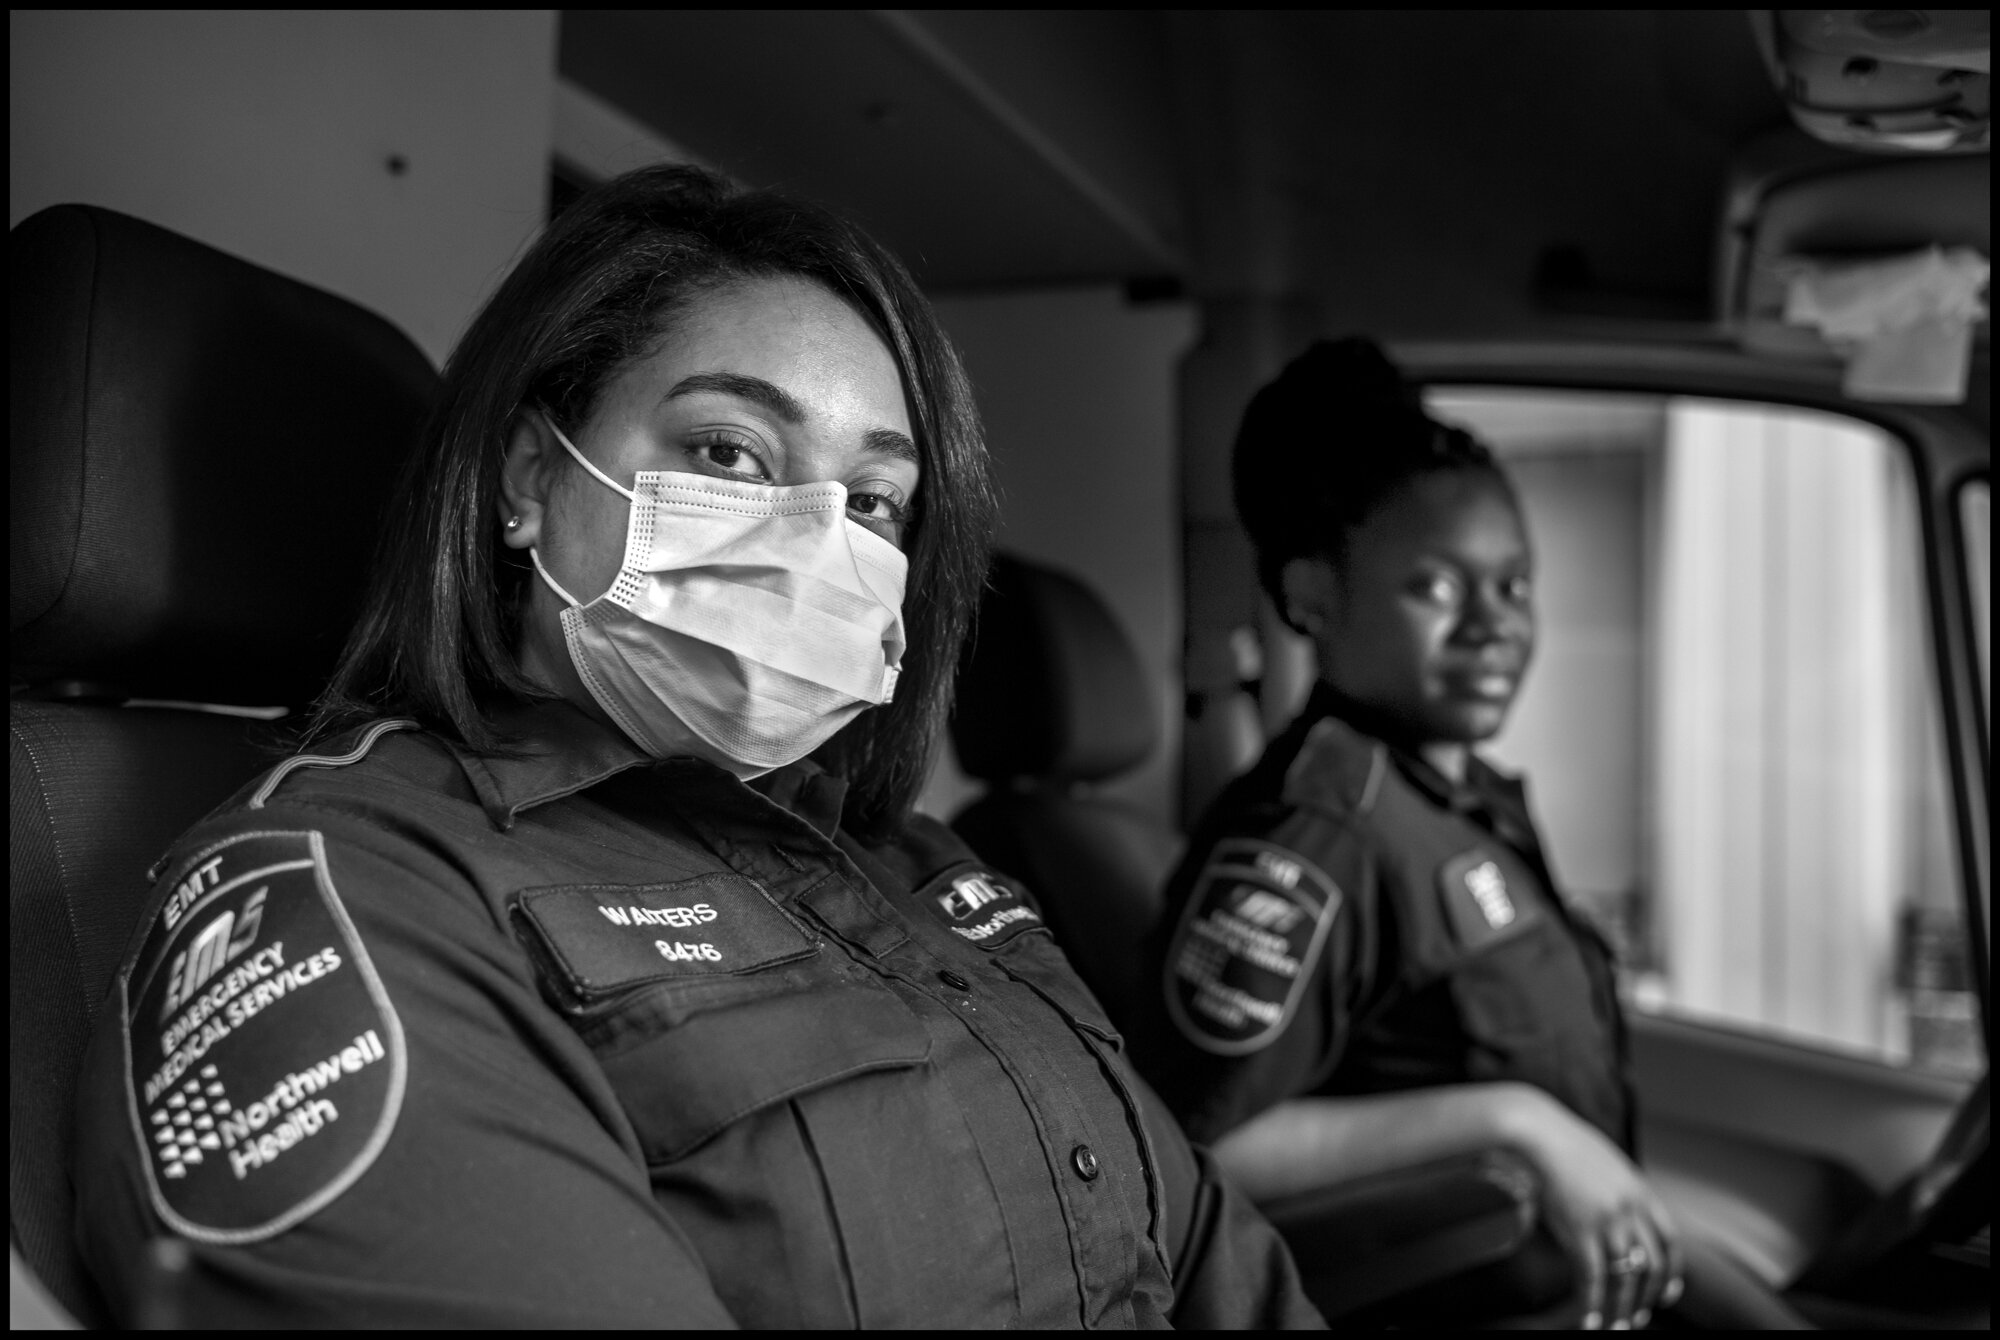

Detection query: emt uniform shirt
xmin=1137 ymin=685 xmax=1632 ymax=1154
xmin=73 ymin=701 xmax=1322 ymax=1330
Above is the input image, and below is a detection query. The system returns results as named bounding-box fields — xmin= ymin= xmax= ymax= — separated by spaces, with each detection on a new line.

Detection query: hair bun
xmin=1232 ymin=334 xmax=1502 ymax=609
xmin=1277 ymin=337 xmax=1417 ymax=413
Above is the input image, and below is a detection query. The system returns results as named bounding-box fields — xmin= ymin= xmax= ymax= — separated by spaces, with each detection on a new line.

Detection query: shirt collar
xmin=443 ymin=697 xmax=654 ymax=829
xmin=442 ymin=696 xmax=847 ymax=838
xmin=749 ymin=759 xmax=849 ymax=839
xmin=1304 ymin=683 xmax=1524 ymax=818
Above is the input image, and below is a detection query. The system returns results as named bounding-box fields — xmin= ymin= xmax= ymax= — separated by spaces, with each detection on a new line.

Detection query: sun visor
xmin=1717 ymin=142 xmax=1990 ymax=403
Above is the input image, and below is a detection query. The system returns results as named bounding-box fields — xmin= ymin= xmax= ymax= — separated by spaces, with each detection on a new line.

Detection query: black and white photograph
xmin=10 ymin=9 xmax=1989 ymax=1331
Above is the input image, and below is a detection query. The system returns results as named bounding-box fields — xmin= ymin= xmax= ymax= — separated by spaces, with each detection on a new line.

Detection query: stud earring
xmin=506 ymin=516 xmax=522 ymax=530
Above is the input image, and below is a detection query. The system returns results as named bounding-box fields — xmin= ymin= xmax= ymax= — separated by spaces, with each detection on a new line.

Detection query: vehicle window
xmin=1425 ymin=387 xmax=1980 ymax=1077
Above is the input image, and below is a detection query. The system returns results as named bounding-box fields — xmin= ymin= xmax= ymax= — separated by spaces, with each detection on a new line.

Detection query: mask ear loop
xmin=530 ymin=547 xmax=583 ymax=608
xmin=543 ymin=412 xmax=638 ymax=502
xmin=527 ymin=408 xmax=633 ymax=608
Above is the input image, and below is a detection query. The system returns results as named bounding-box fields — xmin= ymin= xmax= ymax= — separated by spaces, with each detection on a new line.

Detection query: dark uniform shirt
xmin=1135 ymin=685 xmax=1633 ymax=1154
xmin=73 ymin=700 xmax=1322 ymax=1329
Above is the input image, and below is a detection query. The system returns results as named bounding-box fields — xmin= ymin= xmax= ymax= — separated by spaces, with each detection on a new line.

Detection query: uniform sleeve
xmin=1130 ymin=1074 xmax=1326 ymax=1329
xmin=1133 ymin=798 xmax=1379 ymax=1147
xmin=72 ymin=807 xmax=740 ymax=1328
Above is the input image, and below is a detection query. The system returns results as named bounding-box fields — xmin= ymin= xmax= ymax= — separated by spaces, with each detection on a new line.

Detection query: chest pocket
xmin=1422 ymin=850 xmax=1569 ymax=1084
xmin=514 ymin=874 xmax=932 ymax=1164
xmin=1449 ymin=931 xmax=1566 ymax=1050
xmin=604 ymin=980 xmax=931 ymax=1165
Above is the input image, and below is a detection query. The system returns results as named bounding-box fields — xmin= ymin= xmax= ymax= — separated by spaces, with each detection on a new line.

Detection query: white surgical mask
xmin=529 ymin=419 xmax=908 ymax=777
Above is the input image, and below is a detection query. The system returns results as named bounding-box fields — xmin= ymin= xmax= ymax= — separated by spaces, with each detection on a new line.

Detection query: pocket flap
xmin=597 ymin=982 xmax=932 ymax=1164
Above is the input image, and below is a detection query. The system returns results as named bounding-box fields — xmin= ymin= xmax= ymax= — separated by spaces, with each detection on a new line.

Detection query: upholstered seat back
xmin=8 ymin=205 xmax=436 ymax=1324
xmin=948 ymin=553 xmax=1176 ymax=1032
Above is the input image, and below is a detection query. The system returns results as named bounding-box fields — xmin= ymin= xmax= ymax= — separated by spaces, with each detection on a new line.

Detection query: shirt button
xmin=1071 ymin=1145 xmax=1100 ymax=1181
xmin=939 ymin=969 xmax=971 ymax=992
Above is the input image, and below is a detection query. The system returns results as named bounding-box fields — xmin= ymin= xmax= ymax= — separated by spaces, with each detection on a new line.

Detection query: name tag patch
xmin=922 ymin=869 xmax=1043 ymax=949
xmin=1437 ymin=849 xmax=1543 ymax=951
xmin=123 ymin=830 xmax=405 ymax=1244
xmin=514 ymin=874 xmax=817 ymax=997
xmin=1164 ymin=839 xmax=1340 ymax=1055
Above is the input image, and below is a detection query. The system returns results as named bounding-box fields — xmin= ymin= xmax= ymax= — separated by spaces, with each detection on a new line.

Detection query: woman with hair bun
xmin=1134 ymin=339 xmax=1806 ymax=1330
xmin=71 ymin=165 xmax=1321 ymax=1329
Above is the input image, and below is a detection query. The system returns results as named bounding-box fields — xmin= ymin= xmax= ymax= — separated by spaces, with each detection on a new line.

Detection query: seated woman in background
xmin=1131 ymin=338 xmax=1807 ymax=1331
xmin=71 ymin=165 xmax=1321 ymax=1329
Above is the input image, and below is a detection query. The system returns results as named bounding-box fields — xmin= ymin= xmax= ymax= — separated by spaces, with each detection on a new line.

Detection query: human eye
xmin=845 ymin=481 xmax=911 ymax=542
xmin=1409 ymin=569 xmax=1463 ymax=606
xmin=1503 ymin=574 xmax=1533 ymax=604
xmin=685 ymin=431 xmax=772 ymax=482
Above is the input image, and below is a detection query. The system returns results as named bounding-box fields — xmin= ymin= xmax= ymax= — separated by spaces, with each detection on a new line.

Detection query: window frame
xmin=1951 ymin=474 xmax=1991 ymax=770
xmin=1396 ymin=340 xmax=1991 ymax=1074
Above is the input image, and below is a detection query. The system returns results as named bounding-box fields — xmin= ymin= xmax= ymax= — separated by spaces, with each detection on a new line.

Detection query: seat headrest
xmin=9 ymin=205 xmax=437 ymax=705
xmin=951 ymin=552 xmax=1157 ymax=785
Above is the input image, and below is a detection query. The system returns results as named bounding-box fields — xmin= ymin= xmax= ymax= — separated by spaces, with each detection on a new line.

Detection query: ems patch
xmin=1436 ymin=849 xmax=1542 ymax=951
xmin=1164 ymin=839 xmax=1340 ymax=1055
xmin=922 ymin=868 xmax=1043 ymax=950
xmin=513 ymin=874 xmax=818 ymax=997
xmin=123 ymin=830 xmax=404 ymax=1244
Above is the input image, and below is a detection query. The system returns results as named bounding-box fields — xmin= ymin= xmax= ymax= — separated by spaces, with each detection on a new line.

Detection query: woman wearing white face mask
xmin=71 ymin=165 xmax=1323 ymax=1329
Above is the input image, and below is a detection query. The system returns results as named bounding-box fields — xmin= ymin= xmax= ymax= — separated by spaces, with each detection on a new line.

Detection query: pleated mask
xmin=529 ymin=420 xmax=908 ymax=777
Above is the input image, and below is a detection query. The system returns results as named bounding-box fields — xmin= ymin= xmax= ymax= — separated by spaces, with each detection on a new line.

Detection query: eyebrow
xmin=665 ymin=372 xmax=806 ymax=424
xmin=665 ymin=371 xmax=919 ymax=464
xmin=864 ymin=426 xmax=920 ymax=464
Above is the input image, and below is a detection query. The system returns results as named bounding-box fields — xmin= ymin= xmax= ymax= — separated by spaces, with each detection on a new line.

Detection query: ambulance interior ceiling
xmin=562 ymin=11 xmax=1822 ymax=333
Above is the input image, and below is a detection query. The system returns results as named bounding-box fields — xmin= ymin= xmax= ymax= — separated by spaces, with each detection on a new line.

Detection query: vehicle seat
xmin=947 ymin=552 xmax=1176 ymax=1033
xmin=9 ymin=205 xmax=437 ymax=1325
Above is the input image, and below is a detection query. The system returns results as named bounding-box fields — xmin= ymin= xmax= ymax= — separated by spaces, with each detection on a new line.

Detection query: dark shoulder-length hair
xmin=308 ymin=164 xmax=996 ymax=838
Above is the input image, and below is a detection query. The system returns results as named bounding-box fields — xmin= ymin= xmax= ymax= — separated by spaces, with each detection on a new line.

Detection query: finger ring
xmin=1607 ymin=1248 xmax=1647 ymax=1275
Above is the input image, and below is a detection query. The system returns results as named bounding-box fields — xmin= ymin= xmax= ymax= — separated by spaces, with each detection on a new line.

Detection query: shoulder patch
xmin=920 ymin=867 xmax=1044 ymax=950
xmin=1435 ymin=849 xmax=1544 ymax=952
xmin=1164 ymin=838 xmax=1341 ymax=1055
xmin=123 ymin=831 xmax=405 ymax=1244
xmin=513 ymin=874 xmax=819 ymax=996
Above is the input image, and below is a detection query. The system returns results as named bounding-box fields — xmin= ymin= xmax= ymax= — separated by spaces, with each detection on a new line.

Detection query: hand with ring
xmin=1604 ymin=1241 xmax=1650 ymax=1328
xmin=1503 ymin=1089 xmax=1685 ymax=1329
xmin=1596 ymin=1213 xmax=1686 ymax=1329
